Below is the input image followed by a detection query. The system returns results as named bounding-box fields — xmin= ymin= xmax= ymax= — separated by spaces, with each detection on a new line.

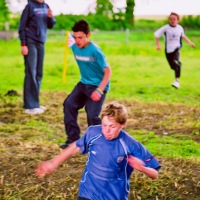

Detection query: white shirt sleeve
xmin=154 ymin=25 xmax=168 ymax=38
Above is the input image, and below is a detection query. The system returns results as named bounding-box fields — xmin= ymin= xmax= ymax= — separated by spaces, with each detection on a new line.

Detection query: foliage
xmin=0 ymin=0 xmax=9 ymax=30
xmin=4 ymin=13 xmax=200 ymax=32
xmin=125 ymin=0 xmax=135 ymax=28
xmin=181 ymin=15 xmax=200 ymax=29
xmin=54 ymin=14 xmax=126 ymax=31
xmin=96 ymin=0 xmax=113 ymax=16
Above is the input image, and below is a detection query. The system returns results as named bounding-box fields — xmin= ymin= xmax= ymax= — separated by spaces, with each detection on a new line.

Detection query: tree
xmin=0 ymin=0 xmax=9 ymax=22
xmin=96 ymin=0 xmax=113 ymax=17
xmin=125 ymin=0 xmax=135 ymax=27
xmin=95 ymin=0 xmax=135 ymax=28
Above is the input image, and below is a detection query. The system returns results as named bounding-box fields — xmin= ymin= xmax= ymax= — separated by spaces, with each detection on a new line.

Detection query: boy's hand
xmin=35 ymin=160 xmax=55 ymax=179
xmin=48 ymin=9 xmax=53 ymax=18
xmin=189 ymin=42 xmax=195 ymax=48
xmin=21 ymin=46 xmax=28 ymax=56
xmin=156 ymin=45 xmax=161 ymax=50
xmin=90 ymin=90 xmax=101 ymax=101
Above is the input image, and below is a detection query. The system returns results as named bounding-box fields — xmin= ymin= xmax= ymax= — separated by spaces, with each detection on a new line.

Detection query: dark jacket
xmin=18 ymin=0 xmax=56 ymax=45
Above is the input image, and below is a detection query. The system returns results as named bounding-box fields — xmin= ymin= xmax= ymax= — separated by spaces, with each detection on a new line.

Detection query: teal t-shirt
xmin=71 ymin=42 xmax=110 ymax=92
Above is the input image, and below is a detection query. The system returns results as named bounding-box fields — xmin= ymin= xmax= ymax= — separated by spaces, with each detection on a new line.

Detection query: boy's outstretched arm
xmin=35 ymin=142 xmax=80 ymax=179
xmin=126 ymin=155 xmax=159 ymax=179
xmin=182 ymin=35 xmax=195 ymax=47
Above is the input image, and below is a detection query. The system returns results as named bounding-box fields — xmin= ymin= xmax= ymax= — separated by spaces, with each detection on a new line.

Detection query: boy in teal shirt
xmin=60 ymin=19 xmax=111 ymax=149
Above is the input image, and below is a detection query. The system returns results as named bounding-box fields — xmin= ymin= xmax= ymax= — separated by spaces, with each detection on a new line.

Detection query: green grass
xmin=0 ymin=30 xmax=200 ymax=106
xmin=0 ymin=30 xmax=200 ymax=199
xmin=130 ymin=130 xmax=200 ymax=159
xmin=0 ymin=30 xmax=200 ymax=159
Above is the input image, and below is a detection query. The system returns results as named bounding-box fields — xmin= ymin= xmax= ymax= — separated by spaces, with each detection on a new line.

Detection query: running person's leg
xmin=165 ymin=48 xmax=181 ymax=88
xmin=61 ymin=82 xmax=87 ymax=148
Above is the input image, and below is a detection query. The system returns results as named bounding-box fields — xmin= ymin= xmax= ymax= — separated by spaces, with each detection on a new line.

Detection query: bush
xmin=54 ymin=14 xmax=125 ymax=31
xmin=181 ymin=15 xmax=200 ymax=29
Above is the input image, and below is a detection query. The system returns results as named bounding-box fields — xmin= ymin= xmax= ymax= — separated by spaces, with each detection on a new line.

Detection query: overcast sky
xmin=9 ymin=0 xmax=200 ymax=16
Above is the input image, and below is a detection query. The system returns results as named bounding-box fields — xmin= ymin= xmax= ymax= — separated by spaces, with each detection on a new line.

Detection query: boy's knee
xmin=170 ymin=59 xmax=181 ymax=69
xmin=63 ymin=98 xmax=73 ymax=113
xmin=174 ymin=60 xmax=181 ymax=67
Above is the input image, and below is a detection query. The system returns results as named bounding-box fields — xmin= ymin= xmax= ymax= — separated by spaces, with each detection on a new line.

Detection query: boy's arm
xmin=182 ymin=35 xmax=195 ymax=47
xmin=98 ymin=67 xmax=112 ymax=92
xmin=47 ymin=8 xmax=56 ymax=29
xmin=90 ymin=67 xmax=112 ymax=101
xmin=155 ymin=37 xmax=161 ymax=50
xmin=126 ymin=155 xmax=159 ymax=179
xmin=35 ymin=142 xmax=80 ymax=178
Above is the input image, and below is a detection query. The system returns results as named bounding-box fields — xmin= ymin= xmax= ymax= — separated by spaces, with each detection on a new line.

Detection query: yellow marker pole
xmin=62 ymin=31 xmax=69 ymax=83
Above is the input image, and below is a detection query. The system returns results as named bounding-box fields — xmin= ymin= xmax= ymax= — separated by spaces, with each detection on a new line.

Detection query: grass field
xmin=0 ymin=30 xmax=200 ymax=199
xmin=0 ymin=30 xmax=200 ymax=105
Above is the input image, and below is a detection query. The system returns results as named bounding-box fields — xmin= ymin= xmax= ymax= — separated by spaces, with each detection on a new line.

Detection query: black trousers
xmin=165 ymin=48 xmax=182 ymax=78
xmin=63 ymin=82 xmax=106 ymax=143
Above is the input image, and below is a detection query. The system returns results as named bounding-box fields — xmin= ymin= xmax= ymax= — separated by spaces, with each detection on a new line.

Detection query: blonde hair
xmin=101 ymin=102 xmax=128 ymax=124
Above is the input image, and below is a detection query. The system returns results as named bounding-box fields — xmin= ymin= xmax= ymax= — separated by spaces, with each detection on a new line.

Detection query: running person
xmin=36 ymin=102 xmax=161 ymax=200
xmin=154 ymin=12 xmax=195 ymax=89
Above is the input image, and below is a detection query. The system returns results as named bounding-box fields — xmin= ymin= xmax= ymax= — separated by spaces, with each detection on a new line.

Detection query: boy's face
xmin=169 ymin=15 xmax=179 ymax=26
xmin=73 ymin=31 xmax=90 ymax=48
xmin=102 ymin=116 xmax=126 ymax=140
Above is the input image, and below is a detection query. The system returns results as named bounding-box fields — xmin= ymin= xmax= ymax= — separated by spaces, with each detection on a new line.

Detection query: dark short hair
xmin=72 ymin=19 xmax=90 ymax=34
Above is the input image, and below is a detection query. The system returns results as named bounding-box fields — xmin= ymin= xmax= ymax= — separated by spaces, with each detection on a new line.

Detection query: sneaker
xmin=172 ymin=80 xmax=180 ymax=89
xmin=59 ymin=141 xmax=73 ymax=149
xmin=40 ymin=106 xmax=47 ymax=111
xmin=24 ymin=108 xmax=44 ymax=115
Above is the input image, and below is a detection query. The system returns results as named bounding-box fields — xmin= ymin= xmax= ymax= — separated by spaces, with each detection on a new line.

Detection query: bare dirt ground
xmin=0 ymin=92 xmax=200 ymax=200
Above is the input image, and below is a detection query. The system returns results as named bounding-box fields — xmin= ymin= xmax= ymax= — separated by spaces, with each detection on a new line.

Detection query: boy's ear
xmin=122 ymin=122 xmax=127 ymax=128
xmin=87 ymin=32 xmax=91 ymax=38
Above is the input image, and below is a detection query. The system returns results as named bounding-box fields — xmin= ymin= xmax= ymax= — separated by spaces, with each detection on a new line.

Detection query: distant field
xmin=0 ymin=29 xmax=199 ymax=105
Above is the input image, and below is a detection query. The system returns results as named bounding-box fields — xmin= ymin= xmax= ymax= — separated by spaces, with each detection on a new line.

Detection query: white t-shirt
xmin=154 ymin=24 xmax=185 ymax=53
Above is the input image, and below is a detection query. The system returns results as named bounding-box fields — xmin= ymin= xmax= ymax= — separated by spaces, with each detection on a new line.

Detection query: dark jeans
xmin=165 ymin=48 xmax=182 ymax=78
xmin=23 ymin=38 xmax=44 ymax=109
xmin=63 ymin=82 xmax=106 ymax=143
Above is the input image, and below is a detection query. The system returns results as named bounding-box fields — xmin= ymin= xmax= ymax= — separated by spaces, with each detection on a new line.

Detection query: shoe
xmin=40 ymin=106 xmax=47 ymax=111
xmin=172 ymin=80 xmax=180 ymax=89
xmin=24 ymin=108 xmax=44 ymax=115
xmin=59 ymin=141 xmax=72 ymax=149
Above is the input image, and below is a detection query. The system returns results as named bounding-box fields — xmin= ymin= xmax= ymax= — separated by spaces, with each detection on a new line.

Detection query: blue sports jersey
xmin=76 ymin=125 xmax=161 ymax=200
xmin=71 ymin=42 xmax=110 ymax=92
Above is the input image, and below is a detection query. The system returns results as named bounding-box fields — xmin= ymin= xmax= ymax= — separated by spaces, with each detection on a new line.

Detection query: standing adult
xmin=18 ymin=0 xmax=56 ymax=114
xmin=154 ymin=12 xmax=195 ymax=89
xmin=60 ymin=19 xmax=112 ymax=149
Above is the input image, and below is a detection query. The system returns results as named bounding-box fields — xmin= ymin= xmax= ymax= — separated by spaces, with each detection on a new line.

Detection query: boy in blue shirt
xmin=60 ymin=19 xmax=111 ymax=149
xmin=36 ymin=102 xmax=161 ymax=200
